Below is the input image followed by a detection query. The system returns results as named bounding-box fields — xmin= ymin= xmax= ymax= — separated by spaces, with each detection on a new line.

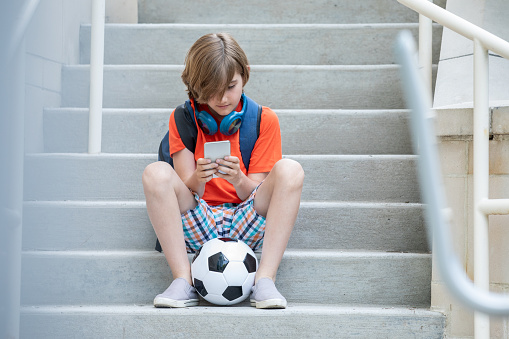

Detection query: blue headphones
xmin=185 ymin=93 xmax=247 ymax=136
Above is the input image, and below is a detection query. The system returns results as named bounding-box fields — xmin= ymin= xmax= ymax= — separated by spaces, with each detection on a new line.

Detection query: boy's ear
xmin=247 ymin=65 xmax=250 ymax=71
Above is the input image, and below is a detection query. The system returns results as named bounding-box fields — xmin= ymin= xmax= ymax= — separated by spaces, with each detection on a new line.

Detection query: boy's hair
xmin=181 ymin=33 xmax=250 ymax=103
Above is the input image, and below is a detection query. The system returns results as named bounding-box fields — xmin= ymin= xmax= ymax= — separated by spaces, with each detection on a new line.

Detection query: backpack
xmin=155 ymin=95 xmax=262 ymax=252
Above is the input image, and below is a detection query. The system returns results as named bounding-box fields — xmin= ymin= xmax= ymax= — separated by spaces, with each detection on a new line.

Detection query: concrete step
xmin=79 ymin=23 xmax=443 ymax=65
xmin=137 ymin=0 xmax=446 ymax=24
xmin=22 ymin=201 xmax=428 ymax=252
xmin=61 ymin=64 xmax=410 ymax=109
xmin=24 ymin=154 xmax=420 ymax=202
xmin=20 ymin=304 xmax=445 ymax=339
xmin=21 ymin=250 xmax=431 ymax=307
xmin=43 ymin=108 xmax=414 ymax=155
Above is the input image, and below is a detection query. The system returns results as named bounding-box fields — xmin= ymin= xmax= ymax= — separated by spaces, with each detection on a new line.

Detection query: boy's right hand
xmin=195 ymin=158 xmax=218 ymax=183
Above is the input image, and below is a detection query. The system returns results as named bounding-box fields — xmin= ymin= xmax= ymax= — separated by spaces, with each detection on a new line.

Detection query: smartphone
xmin=204 ymin=140 xmax=231 ymax=177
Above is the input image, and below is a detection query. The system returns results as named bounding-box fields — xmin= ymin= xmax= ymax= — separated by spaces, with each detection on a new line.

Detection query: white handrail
xmin=1 ymin=2 xmax=40 ymax=338
xmin=394 ymin=30 xmax=509 ymax=317
xmin=398 ymin=0 xmax=509 ymax=58
xmin=418 ymin=1 xmax=432 ymax=100
xmin=396 ymin=1 xmax=509 ymax=337
xmin=88 ymin=0 xmax=105 ymax=154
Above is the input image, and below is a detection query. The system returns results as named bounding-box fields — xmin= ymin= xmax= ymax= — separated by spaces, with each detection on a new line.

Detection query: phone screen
xmin=204 ymin=141 xmax=231 ymax=177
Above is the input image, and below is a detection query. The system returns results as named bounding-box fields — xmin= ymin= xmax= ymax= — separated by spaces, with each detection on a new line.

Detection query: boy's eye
xmin=228 ymin=84 xmax=236 ymax=90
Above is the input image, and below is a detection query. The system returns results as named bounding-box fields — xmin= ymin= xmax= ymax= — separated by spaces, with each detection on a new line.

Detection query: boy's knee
xmin=273 ymin=159 xmax=305 ymax=187
xmin=142 ymin=161 xmax=175 ymax=191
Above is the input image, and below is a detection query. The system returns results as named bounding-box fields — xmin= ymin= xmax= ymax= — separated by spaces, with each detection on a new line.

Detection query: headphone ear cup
xmin=219 ymin=112 xmax=243 ymax=136
xmin=196 ymin=111 xmax=218 ymax=135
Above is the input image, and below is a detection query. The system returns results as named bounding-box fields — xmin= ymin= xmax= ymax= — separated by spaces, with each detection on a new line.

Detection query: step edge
xmin=21 ymin=249 xmax=432 ymax=259
xmin=63 ymin=64 xmax=402 ymax=71
xmin=44 ymin=107 xmax=410 ymax=114
xmin=82 ymin=22 xmax=422 ymax=29
xmin=25 ymin=153 xmax=417 ymax=160
xmin=20 ymin=303 xmax=444 ymax=317
xmin=23 ymin=200 xmax=423 ymax=208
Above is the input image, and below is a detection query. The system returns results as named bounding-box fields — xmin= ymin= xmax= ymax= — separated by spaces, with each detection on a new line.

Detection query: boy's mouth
xmin=216 ymin=104 xmax=231 ymax=112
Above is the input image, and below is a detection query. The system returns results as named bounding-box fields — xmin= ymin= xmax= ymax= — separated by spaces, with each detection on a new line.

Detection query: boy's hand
xmin=215 ymin=156 xmax=243 ymax=185
xmin=196 ymin=158 xmax=218 ymax=183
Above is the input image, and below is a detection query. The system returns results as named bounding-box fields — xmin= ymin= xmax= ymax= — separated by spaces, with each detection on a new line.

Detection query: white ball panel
xmin=203 ymin=238 xmax=226 ymax=255
xmin=242 ymin=272 xmax=256 ymax=293
xmin=202 ymin=271 xmax=228 ymax=296
xmin=221 ymin=240 xmax=251 ymax=262
xmin=191 ymin=249 xmax=209 ymax=280
xmin=222 ymin=261 xmax=249 ymax=286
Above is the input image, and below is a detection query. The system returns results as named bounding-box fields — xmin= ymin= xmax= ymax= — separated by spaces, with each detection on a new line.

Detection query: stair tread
xmin=61 ymin=64 xmax=415 ymax=109
xmin=24 ymin=153 xmax=421 ymax=202
xmin=21 ymin=303 xmax=444 ymax=338
xmin=136 ymin=0 xmax=445 ymax=24
xmin=21 ymin=304 xmax=444 ymax=337
xmin=43 ymin=107 xmax=414 ymax=155
xmin=80 ymin=22 xmax=442 ymax=65
xmin=21 ymin=248 xmax=431 ymax=306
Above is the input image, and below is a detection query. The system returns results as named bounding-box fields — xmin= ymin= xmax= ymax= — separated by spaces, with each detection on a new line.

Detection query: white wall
xmin=433 ymin=0 xmax=509 ymax=108
xmin=25 ymin=0 xmax=92 ymax=153
xmin=24 ymin=0 xmax=137 ymax=153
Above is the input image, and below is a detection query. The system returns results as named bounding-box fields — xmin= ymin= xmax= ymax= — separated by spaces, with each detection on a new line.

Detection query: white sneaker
xmin=250 ymin=278 xmax=287 ymax=309
xmin=154 ymin=278 xmax=199 ymax=308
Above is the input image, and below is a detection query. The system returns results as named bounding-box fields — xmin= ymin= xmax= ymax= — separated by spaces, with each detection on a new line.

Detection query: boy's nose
xmin=219 ymin=93 xmax=228 ymax=103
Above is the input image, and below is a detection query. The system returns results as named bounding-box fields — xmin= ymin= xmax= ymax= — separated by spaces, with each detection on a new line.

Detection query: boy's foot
xmin=250 ymin=277 xmax=287 ymax=309
xmin=153 ymin=278 xmax=199 ymax=308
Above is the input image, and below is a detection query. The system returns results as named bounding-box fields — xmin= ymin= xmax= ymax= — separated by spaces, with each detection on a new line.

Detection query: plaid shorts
xmin=181 ymin=183 xmax=266 ymax=253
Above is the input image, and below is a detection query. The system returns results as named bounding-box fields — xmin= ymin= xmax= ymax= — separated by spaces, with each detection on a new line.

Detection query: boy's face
xmin=206 ymin=72 xmax=244 ymax=118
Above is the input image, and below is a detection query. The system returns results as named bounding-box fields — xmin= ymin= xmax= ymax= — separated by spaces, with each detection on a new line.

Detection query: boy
xmin=142 ymin=33 xmax=304 ymax=309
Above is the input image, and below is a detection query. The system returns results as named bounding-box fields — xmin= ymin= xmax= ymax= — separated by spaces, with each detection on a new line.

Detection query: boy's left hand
xmin=215 ymin=156 xmax=243 ymax=185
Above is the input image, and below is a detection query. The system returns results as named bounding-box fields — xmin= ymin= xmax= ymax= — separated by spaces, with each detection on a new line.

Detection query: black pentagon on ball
xmin=222 ymin=286 xmax=243 ymax=301
xmin=194 ymin=278 xmax=207 ymax=297
xmin=243 ymin=253 xmax=257 ymax=273
xmin=208 ymin=252 xmax=229 ymax=273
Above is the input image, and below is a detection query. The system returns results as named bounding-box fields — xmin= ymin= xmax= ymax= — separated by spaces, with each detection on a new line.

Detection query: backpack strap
xmin=238 ymin=95 xmax=262 ymax=172
xmin=158 ymin=103 xmax=198 ymax=165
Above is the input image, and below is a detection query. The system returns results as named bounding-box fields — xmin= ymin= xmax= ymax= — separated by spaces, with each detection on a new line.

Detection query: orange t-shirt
xmin=168 ymin=98 xmax=282 ymax=206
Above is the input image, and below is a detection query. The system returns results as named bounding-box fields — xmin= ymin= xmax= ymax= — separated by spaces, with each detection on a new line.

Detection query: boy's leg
xmin=253 ymin=158 xmax=304 ymax=283
xmin=142 ymin=161 xmax=197 ymax=285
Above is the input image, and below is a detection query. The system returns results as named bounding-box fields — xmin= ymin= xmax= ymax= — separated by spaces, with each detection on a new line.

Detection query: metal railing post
xmin=418 ymin=0 xmax=432 ymax=101
xmin=88 ymin=0 xmax=105 ymax=154
xmin=473 ymin=38 xmax=490 ymax=339
xmin=0 ymin=41 xmax=24 ymax=339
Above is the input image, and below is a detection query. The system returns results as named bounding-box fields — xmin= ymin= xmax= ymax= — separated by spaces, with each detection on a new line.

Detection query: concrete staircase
xmin=21 ymin=0 xmax=447 ymax=337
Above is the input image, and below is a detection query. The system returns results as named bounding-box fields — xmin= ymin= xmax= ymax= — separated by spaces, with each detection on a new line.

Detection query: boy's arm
xmin=232 ymin=170 xmax=268 ymax=201
xmin=173 ymin=148 xmax=218 ymax=197
xmin=215 ymin=156 xmax=268 ymax=201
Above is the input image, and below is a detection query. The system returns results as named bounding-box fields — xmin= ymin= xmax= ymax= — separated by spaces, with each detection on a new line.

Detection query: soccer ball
xmin=191 ymin=237 xmax=258 ymax=306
